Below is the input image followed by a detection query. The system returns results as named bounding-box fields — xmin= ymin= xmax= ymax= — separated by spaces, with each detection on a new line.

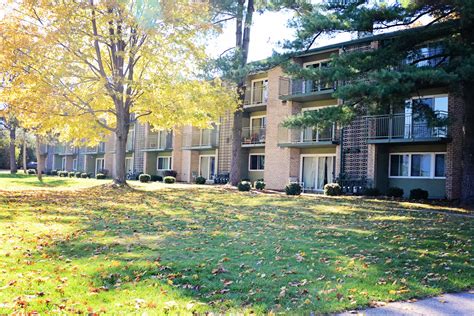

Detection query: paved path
xmin=338 ymin=291 xmax=474 ymax=315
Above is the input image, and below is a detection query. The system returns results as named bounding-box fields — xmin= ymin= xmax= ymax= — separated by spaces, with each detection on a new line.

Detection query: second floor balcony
xmin=278 ymin=123 xmax=339 ymax=147
xmin=365 ymin=112 xmax=449 ymax=143
xmin=54 ymin=144 xmax=78 ymax=155
xmin=182 ymin=128 xmax=219 ymax=150
xmin=241 ymin=127 xmax=266 ymax=147
xmin=244 ymin=85 xmax=268 ymax=111
xmin=279 ymin=77 xmax=337 ymax=102
xmin=145 ymin=130 xmax=173 ymax=151
xmin=85 ymin=142 xmax=106 ymax=154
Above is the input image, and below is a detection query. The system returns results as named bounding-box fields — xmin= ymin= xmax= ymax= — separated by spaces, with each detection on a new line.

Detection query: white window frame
xmin=125 ymin=157 xmax=134 ymax=173
xmin=248 ymin=154 xmax=265 ymax=171
xmin=299 ymin=154 xmax=337 ymax=191
xmin=249 ymin=115 xmax=267 ymax=131
xmin=61 ymin=157 xmax=67 ymax=170
xmin=72 ymin=158 xmax=78 ymax=171
xmin=388 ymin=152 xmax=446 ymax=179
xmin=198 ymin=154 xmax=217 ymax=180
xmin=95 ymin=158 xmax=105 ymax=174
xmin=250 ymin=78 xmax=268 ymax=104
xmin=157 ymin=156 xmax=172 ymax=171
xmin=302 ymin=59 xmax=333 ymax=92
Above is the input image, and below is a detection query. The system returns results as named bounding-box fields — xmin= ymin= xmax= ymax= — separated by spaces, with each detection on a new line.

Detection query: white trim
xmin=248 ymin=154 xmax=265 ymax=171
xmin=249 ymin=115 xmax=266 ymax=131
xmin=302 ymin=58 xmax=331 ymax=68
xmin=61 ymin=157 xmax=67 ymax=170
xmin=125 ymin=156 xmax=134 ymax=173
xmin=301 ymin=104 xmax=338 ymax=112
xmin=72 ymin=158 xmax=78 ymax=171
xmin=95 ymin=158 xmax=105 ymax=175
xmin=388 ymin=152 xmax=446 ymax=179
xmin=299 ymin=154 xmax=337 ymax=192
xmin=250 ymin=78 xmax=268 ymax=105
xmin=198 ymin=154 xmax=217 ymax=180
xmin=156 ymin=156 xmax=172 ymax=171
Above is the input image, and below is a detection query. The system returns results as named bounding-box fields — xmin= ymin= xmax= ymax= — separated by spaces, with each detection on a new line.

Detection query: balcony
xmin=85 ymin=142 xmax=106 ymax=154
xmin=241 ymin=127 xmax=266 ymax=147
xmin=182 ymin=129 xmax=219 ymax=150
xmin=279 ymin=77 xmax=337 ymax=102
xmin=39 ymin=144 xmax=49 ymax=155
xmin=365 ymin=112 xmax=449 ymax=143
xmin=244 ymin=85 xmax=268 ymax=111
xmin=144 ymin=130 xmax=173 ymax=151
xmin=54 ymin=144 xmax=78 ymax=155
xmin=278 ymin=123 xmax=339 ymax=147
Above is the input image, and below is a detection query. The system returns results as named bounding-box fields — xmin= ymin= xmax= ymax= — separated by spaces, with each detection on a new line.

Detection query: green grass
xmin=0 ymin=176 xmax=472 ymax=314
xmin=0 ymin=173 xmax=109 ymax=190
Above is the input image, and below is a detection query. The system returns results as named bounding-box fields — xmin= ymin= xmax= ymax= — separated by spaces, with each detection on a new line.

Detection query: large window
xmin=157 ymin=156 xmax=172 ymax=171
xmin=249 ymin=154 xmax=265 ymax=171
xmin=389 ymin=153 xmax=445 ymax=178
xmin=251 ymin=79 xmax=268 ymax=104
xmin=72 ymin=158 xmax=78 ymax=171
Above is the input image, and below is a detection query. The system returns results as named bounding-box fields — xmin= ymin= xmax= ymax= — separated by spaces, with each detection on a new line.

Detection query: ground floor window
xmin=389 ymin=152 xmax=445 ymax=178
xmin=199 ymin=155 xmax=216 ymax=180
xmin=72 ymin=158 xmax=78 ymax=171
xmin=125 ymin=157 xmax=133 ymax=173
xmin=95 ymin=158 xmax=105 ymax=174
xmin=157 ymin=156 xmax=172 ymax=171
xmin=61 ymin=157 xmax=66 ymax=170
xmin=249 ymin=154 xmax=265 ymax=171
xmin=300 ymin=155 xmax=335 ymax=191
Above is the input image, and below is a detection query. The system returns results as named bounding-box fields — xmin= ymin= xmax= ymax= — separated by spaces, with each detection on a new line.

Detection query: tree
xmin=3 ymin=0 xmax=237 ymax=185
xmin=0 ymin=110 xmax=18 ymax=174
xmin=280 ymin=0 xmax=474 ymax=204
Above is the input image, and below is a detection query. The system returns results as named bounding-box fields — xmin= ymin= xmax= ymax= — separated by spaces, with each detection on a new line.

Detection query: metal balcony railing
xmin=278 ymin=123 xmax=339 ymax=145
xmin=279 ymin=77 xmax=337 ymax=97
xmin=85 ymin=142 xmax=106 ymax=154
xmin=366 ymin=111 xmax=449 ymax=141
xmin=241 ymin=127 xmax=266 ymax=145
xmin=244 ymin=85 xmax=268 ymax=106
xmin=146 ymin=131 xmax=173 ymax=150
xmin=182 ymin=129 xmax=219 ymax=149
xmin=54 ymin=144 xmax=78 ymax=155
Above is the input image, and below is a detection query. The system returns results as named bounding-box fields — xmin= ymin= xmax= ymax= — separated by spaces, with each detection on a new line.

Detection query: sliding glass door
xmin=301 ymin=155 xmax=335 ymax=192
xmin=200 ymin=156 xmax=216 ymax=180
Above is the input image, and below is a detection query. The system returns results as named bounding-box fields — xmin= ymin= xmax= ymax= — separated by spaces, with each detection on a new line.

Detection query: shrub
xmin=363 ymin=187 xmax=380 ymax=197
xmin=75 ymin=172 xmax=82 ymax=178
xmin=164 ymin=170 xmax=177 ymax=178
xmin=410 ymin=188 xmax=429 ymax=200
xmin=150 ymin=175 xmax=162 ymax=182
xmin=164 ymin=176 xmax=176 ymax=184
xmin=81 ymin=173 xmax=90 ymax=179
xmin=387 ymin=187 xmax=404 ymax=198
xmin=238 ymin=181 xmax=251 ymax=192
xmin=324 ymin=183 xmax=342 ymax=196
xmin=254 ymin=180 xmax=265 ymax=190
xmin=51 ymin=170 xmax=58 ymax=176
xmin=195 ymin=176 xmax=206 ymax=184
xmin=139 ymin=174 xmax=151 ymax=183
xmin=68 ymin=172 xmax=75 ymax=178
xmin=58 ymin=171 xmax=67 ymax=177
xmin=96 ymin=173 xmax=106 ymax=180
xmin=27 ymin=169 xmax=36 ymax=175
xmin=285 ymin=183 xmax=302 ymax=196
xmin=45 ymin=170 xmax=52 ymax=176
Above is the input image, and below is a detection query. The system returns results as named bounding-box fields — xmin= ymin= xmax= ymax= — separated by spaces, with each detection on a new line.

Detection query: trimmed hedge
xmin=68 ymin=172 xmax=75 ymax=178
xmin=75 ymin=172 xmax=82 ymax=178
xmin=237 ymin=181 xmax=251 ymax=192
xmin=27 ymin=169 xmax=36 ymax=175
xmin=363 ymin=187 xmax=380 ymax=197
xmin=150 ymin=175 xmax=162 ymax=182
xmin=96 ymin=173 xmax=106 ymax=180
xmin=51 ymin=170 xmax=58 ymax=176
xmin=164 ymin=170 xmax=177 ymax=178
xmin=254 ymin=180 xmax=265 ymax=190
xmin=324 ymin=183 xmax=342 ymax=196
xmin=164 ymin=176 xmax=176 ymax=184
xmin=410 ymin=188 xmax=429 ymax=200
xmin=285 ymin=183 xmax=302 ymax=196
xmin=81 ymin=173 xmax=91 ymax=179
xmin=387 ymin=187 xmax=404 ymax=198
xmin=139 ymin=174 xmax=151 ymax=183
xmin=58 ymin=171 xmax=68 ymax=177
xmin=195 ymin=176 xmax=206 ymax=184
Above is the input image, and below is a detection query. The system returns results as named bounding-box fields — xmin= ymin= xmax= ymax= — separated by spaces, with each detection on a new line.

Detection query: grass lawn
xmin=0 ymin=175 xmax=472 ymax=314
xmin=0 ymin=173 xmax=110 ymax=190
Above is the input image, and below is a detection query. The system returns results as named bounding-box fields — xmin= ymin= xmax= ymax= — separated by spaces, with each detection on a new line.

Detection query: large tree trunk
xmin=9 ymin=126 xmax=17 ymax=174
xmin=230 ymin=89 xmax=244 ymax=185
xmin=113 ymin=118 xmax=129 ymax=186
xmin=35 ymin=136 xmax=43 ymax=182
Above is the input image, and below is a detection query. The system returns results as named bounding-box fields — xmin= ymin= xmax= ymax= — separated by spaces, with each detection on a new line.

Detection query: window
xmin=72 ymin=158 xmax=78 ymax=171
xmin=389 ymin=153 xmax=446 ymax=178
xmin=249 ymin=154 xmax=265 ymax=171
xmin=251 ymin=79 xmax=268 ymax=104
xmin=125 ymin=157 xmax=133 ymax=173
xmin=157 ymin=156 xmax=172 ymax=170
xmin=95 ymin=158 xmax=105 ymax=174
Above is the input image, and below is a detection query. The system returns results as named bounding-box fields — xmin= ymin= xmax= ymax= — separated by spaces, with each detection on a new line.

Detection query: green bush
xmin=27 ymin=169 xmax=36 ymax=175
xmin=75 ymin=172 xmax=82 ymax=178
xmin=150 ymin=175 xmax=162 ymax=182
xmin=164 ymin=176 xmax=176 ymax=184
xmin=409 ymin=188 xmax=429 ymax=200
xmin=324 ymin=183 xmax=342 ymax=196
xmin=81 ymin=173 xmax=90 ymax=179
xmin=139 ymin=174 xmax=151 ymax=183
xmin=363 ymin=187 xmax=380 ymax=196
xmin=164 ymin=170 xmax=177 ymax=178
xmin=96 ymin=173 xmax=106 ymax=180
xmin=285 ymin=183 xmax=302 ymax=196
xmin=254 ymin=180 xmax=265 ymax=190
xmin=68 ymin=172 xmax=75 ymax=178
xmin=51 ymin=170 xmax=58 ymax=176
xmin=195 ymin=176 xmax=206 ymax=184
xmin=238 ymin=181 xmax=252 ymax=192
xmin=58 ymin=171 xmax=68 ymax=177
xmin=387 ymin=187 xmax=404 ymax=198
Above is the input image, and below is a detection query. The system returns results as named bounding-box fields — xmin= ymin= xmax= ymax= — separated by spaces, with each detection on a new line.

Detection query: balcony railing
xmin=366 ymin=111 xmax=449 ymax=142
xmin=278 ymin=123 xmax=339 ymax=146
xmin=182 ymin=129 xmax=219 ymax=149
xmin=241 ymin=127 xmax=266 ymax=146
xmin=145 ymin=131 xmax=173 ymax=150
xmin=279 ymin=77 xmax=337 ymax=98
xmin=244 ymin=85 xmax=268 ymax=107
xmin=85 ymin=142 xmax=106 ymax=154
xmin=54 ymin=144 xmax=78 ymax=155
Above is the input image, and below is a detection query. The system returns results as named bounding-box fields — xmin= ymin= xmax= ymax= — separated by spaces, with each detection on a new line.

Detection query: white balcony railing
xmin=241 ymin=127 xmax=266 ymax=145
xmin=146 ymin=131 xmax=173 ymax=150
xmin=182 ymin=129 xmax=219 ymax=149
xmin=244 ymin=85 xmax=268 ymax=106
xmin=278 ymin=123 xmax=339 ymax=145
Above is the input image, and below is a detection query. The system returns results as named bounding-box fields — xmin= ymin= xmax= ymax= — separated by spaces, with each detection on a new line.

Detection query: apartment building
xmin=42 ymin=29 xmax=463 ymax=200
